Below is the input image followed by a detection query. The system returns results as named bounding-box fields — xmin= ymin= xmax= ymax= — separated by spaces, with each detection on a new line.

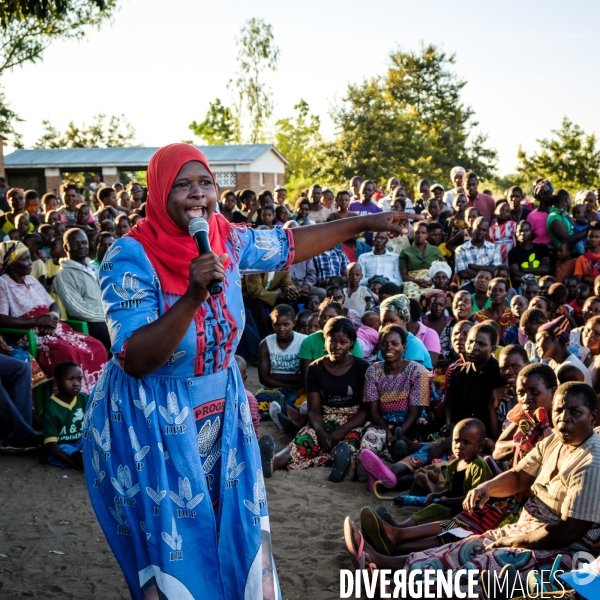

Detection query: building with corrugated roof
xmin=1 ymin=144 xmax=287 ymax=194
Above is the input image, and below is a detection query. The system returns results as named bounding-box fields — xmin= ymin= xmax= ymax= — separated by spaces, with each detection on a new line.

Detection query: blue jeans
xmin=0 ymin=353 xmax=34 ymax=441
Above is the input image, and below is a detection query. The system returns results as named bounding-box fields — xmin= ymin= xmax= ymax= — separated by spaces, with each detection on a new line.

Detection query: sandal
xmin=344 ymin=517 xmax=376 ymax=573
xmin=360 ymin=506 xmax=396 ymax=556
xmin=258 ymin=435 xmax=275 ymax=478
xmin=360 ymin=449 xmax=397 ymax=489
xmin=329 ymin=442 xmax=351 ymax=483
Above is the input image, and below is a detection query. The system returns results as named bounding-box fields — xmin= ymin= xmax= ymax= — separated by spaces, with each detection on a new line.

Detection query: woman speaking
xmin=82 ymin=143 xmax=405 ymax=600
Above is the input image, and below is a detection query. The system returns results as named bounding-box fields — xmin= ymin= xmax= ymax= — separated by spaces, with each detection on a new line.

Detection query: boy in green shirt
xmin=41 ymin=361 xmax=88 ymax=470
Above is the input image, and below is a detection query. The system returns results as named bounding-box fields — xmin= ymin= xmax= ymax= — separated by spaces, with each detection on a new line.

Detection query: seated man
xmin=455 ymin=216 xmax=502 ymax=291
xmin=53 ymin=228 xmax=110 ymax=348
xmin=0 ymin=340 xmax=37 ymax=449
xmin=242 ymin=270 xmax=296 ymax=338
xmin=357 ymin=232 xmax=402 ymax=286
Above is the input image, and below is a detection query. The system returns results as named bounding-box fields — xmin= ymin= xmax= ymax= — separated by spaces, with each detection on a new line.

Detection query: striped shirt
xmin=515 ymin=431 xmax=600 ymax=523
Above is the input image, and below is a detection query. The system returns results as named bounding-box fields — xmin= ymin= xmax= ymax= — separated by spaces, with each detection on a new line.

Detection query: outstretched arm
xmin=291 ymin=213 xmax=417 ymax=263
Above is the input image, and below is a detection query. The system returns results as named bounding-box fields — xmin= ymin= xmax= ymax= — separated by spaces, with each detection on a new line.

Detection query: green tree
xmin=0 ymin=0 xmax=116 ymax=76
xmin=189 ymin=98 xmax=235 ymax=145
xmin=228 ymin=18 xmax=279 ymax=143
xmin=0 ymin=88 xmax=23 ymax=146
xmin=275 ymin=100 xmax=321 ymax=181
xmin=323 ymin=44 xmax=497 ymax=193
xmin=34 ymin=113 xmax=137 ymax=148
xmin=0 ymin=0 xmax=109 ymax=25
xmin=516 ymin=118 xmax=600 ymax=192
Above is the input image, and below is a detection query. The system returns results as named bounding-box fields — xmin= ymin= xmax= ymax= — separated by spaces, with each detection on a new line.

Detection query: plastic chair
xmin=0 ymin=318 xmax=89 ymax=413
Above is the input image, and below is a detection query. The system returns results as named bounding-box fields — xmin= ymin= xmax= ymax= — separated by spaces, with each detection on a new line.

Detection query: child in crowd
xmin=234 ymin=355 xmax=259 ymax=436
xmin=15 ymin=213 xmax=32 ymax=237
xmin=116 ymin=190 xmax=131 ymax=213
xmin=40 ymin=361 xmax=87 ymax=470
xmin=100 ymin=219 xmax=116 ymax=236
xmin=306 ymin=313 xmax=320 ymax=335
xmin=555 ymin=241 xmax=577 ymax=283
xmin=487 ymin=199 xmax=516 ymax=265
xmin=304 ymin=294 xmax=321 ymax=313
xmin=22 ymin=233 xmax=47 ymax=288
xmin=24 ymin=190 xmax=41 ymax=227
xmin=54 ymin=221 xmax=66 ymax=239
xmin=45 ymin=209 xmax=61 ymax=225
xmin=488 ymin=344 xmax=528 ymax=439
xmin=45 ymin=237 xmax=65 ymax=288
xmin=563 ymin=274 xmax=578 ymax=302
xmin=259 ymin=205 xmax=275 ymax=229
xmin=569 ymin=283 xmax=591 ymax=326
xmin=115 ymin=214 xmax=132 ymax=238
xmin=538 ymin=275 xmax=556 ymax=297
xmin=257 ymin=304 xmax=306 ymax=423
xmin=572 ymin=203 xmax=589 ymax=254
xmin=356 ymin=311 xmax=380 ymax=358
xmin=41 ymin=192 xmax=59 ymax=214
xmin=75 ymin=203 xmax=96 ymax=233
xmin=575 ymin=222 xmax=600 ymax=286
xmin=275 ymin=205 xmax=289 ymax=226
xmin=294 ymin=309 xmax=312 ymax=335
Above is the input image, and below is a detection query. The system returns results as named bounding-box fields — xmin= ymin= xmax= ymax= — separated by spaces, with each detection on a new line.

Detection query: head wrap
xmin=520 ymin=273 xmax=538 ymax=287
xmin=538 ymin=315 xmax=571 ymax=345
xmin=379 ymin=294 xmax=410 ymax=322
xmin=126 ymin=143 xmax=232 ymax=295
xmin=428 ymin=260 xmax=452 ymax=280
xmin=531 ymin=179 xmax=554 ymax=201
xmin=426 ymin=289 xmax=447 ymax=305
xmin=368 ymin=276 xmax=389 ymax=287
xmin=450 ymin=166 xmax=466 ymax=180
xmin=0 ymin=241 xmax=28 ymax=274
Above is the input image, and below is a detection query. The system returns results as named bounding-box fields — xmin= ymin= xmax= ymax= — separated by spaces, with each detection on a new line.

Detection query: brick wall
xmin=45 ymin=175 xmax=61 ymax=195
xmin=103 ymin=173 xmax=118 ymax=187
xmin=235 ymin=172 xmax=279 ymax=191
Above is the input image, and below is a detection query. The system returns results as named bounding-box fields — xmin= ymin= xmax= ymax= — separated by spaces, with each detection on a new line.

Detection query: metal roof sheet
xmin=4 ymin=144 xmax=287 ymax=169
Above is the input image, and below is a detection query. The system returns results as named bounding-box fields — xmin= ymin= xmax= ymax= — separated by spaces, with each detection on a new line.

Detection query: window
xmin=215 ymin=172 xmax=236 ymax=187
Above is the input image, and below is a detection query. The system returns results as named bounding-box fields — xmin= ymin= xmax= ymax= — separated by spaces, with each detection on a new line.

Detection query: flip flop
xmin=491 ymin=564 xmax=519 ymax=600
xmin=391 ymin=440 xmax=408 ymax=462
xmin=360 ymin=506 xmax=396 ymax=556
xmin=278 ymin=413 xmax=299 ymax=435
xmin=344 ymin=517 xmax=376 ymax=574
xmin=258 ymin=435 xmax=275 ymax=478
xmin=360 ymin=449 xmax=398 ymax=489
xmin=528 ymin=554 xmax=563 ymax=594
xmin=329 ymin=442 xmax=351 ymax=483
xmin=375 ymin=505 xmax=398 ymax=527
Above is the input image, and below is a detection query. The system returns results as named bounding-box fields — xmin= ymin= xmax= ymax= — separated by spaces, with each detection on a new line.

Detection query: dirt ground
xmin=0 ymin=366 xmax=414 ymax=600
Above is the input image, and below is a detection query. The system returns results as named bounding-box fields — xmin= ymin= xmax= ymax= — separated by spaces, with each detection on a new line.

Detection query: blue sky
xmin=3 ymin=0 xmax=599 ymax=174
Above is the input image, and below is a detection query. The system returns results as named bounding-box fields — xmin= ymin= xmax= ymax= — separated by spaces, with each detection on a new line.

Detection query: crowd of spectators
xmin=2 ymin=168 xmax=600 ymax=594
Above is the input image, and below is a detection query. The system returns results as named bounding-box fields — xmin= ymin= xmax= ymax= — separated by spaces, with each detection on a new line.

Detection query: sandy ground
xmin=0 ymin=367 xmax=414 ymax=600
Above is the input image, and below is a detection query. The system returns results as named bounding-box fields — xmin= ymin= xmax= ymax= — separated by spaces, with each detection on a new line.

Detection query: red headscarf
xmin=126 ymin=143 xmax=231 ymax=295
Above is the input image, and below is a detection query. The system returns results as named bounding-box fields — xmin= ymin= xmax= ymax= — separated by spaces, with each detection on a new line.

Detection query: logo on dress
xmin=169 ymin=477 xmax=204 ymax=518
xmin=243 ymin=469 xmax=267 ymax=525
xmin=112 ymin=271 xmax=148 ymax=308
xmin=101 ymin=245 xmax=121 ymax=272
xmin=159 ymin=392 xmax=188 ymax=434
xmin=93 ymin=418 xmax=111 ymax=458
xmin=197 ymin=418 xmax=222 ymax=473
xmin=238 ymin=402 xmax=254 ymax=444
xmin=162 ymin=517 xmax=183 ymax=561
xmin=91 ymin=449 xmax=105 ymax=488
xmin=129 ymin=426 xmax=149 ymax=470
xmin=146 ymin=477 xmax=167 ymax=516
xmin=109 ymin=497 xmax=131 ymax=536
xmin=226 ymin=448 xmax=245 ymax=488
xmin=133 ymin=386 xmax=156 ymax=427
xmin=111 ymin=464 xmax=140 ymax=506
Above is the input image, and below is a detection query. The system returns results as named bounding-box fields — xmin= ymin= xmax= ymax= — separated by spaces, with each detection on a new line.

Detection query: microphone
xmin=188 ymin=217 xmax=222 ymax=295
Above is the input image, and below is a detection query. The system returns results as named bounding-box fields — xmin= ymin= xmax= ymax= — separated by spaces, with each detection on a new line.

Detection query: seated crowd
xmin=231 ymin=173 xmax=600 ymax=596
xmin=2 ymin=172 xmax=600 ymax=595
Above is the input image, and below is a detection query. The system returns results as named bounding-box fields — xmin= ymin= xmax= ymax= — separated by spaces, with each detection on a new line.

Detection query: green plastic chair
xmin=0 ymin=319 xmax=89 ymax=413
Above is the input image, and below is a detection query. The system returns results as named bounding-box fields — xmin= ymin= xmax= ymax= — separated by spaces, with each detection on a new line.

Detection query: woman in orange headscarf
xmin=82 ymin=143 xmax=407 ymax=599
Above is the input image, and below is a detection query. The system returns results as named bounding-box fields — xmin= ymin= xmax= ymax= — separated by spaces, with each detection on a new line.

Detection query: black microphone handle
xmin=192 ymin=230 xmax=223 ymax=296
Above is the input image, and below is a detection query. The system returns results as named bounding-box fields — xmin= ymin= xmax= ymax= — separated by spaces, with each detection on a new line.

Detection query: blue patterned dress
xmin=82 ymin=225 xmax=294 ymax=600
